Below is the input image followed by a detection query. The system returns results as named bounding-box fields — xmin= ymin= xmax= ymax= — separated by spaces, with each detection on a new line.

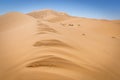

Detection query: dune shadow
xmin=33 ymin=39 xmax=73 ymax=49
xmin=26 ymin=55 xmax=82 ymax=71
xmin=37 ymin=23 xmax=58 ymax=34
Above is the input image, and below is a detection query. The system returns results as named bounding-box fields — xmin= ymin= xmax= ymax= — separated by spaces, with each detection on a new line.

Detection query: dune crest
xmin=0 ymin=12 xmax=36 ymax=31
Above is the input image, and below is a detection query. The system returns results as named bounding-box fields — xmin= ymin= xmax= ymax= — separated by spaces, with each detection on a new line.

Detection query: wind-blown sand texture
xmin=0 ymin=9 xmax=120 ymax=80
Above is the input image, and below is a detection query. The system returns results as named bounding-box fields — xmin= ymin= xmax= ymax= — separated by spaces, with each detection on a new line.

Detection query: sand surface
xmin=0 ymin=9 xmax=120 ymax=80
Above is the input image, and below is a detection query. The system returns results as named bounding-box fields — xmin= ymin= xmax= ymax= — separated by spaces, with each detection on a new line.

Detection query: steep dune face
xmin=0 ymin=12 xmax=37 ymax=79
xmin=0 ymin=10 xmax=120 ymax=80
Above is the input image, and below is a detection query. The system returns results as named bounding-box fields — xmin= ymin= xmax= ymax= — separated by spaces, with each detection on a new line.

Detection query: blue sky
xmin=0 ymin=0 xmax=120 ymax=20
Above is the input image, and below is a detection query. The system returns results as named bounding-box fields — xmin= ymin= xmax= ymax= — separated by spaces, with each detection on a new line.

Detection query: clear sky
xmin=0 ymin=0 xmax=120 ymax=20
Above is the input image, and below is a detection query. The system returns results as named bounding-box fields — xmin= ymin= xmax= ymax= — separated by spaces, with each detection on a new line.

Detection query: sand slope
xmin=0 ymin=10 xmax=120 ymax=80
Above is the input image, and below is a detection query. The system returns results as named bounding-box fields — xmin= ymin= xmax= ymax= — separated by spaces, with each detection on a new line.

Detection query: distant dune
xmin=0 ymin=9 xmax=120 ymax=80
xmin=27 ymin=9 xmax=72 ymax=22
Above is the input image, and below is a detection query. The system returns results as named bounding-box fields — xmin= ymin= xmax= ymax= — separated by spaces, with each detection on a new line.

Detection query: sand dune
xmin=0 ymin=10 xmax=120 ymax=80
xmin=27 ymin=9 xmax=72 ymax=22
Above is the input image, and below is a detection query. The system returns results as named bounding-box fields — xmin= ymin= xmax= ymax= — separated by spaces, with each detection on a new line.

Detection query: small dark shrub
xmin=60 ymin=23 xmax=66 ymax=26
xmin=112 ymin=36 xmax=116 ymax=38
xmin=78 ymin=24 xmax=80 ymax=26
xmin=82 ymin=34 xmax=85 ymax=36
xmin=68 ymin=24 xmax=74 ymax=26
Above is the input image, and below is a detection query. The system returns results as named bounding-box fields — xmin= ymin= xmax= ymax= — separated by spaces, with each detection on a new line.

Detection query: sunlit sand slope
xmin=0 ymin=10 xmax=120 ymax=80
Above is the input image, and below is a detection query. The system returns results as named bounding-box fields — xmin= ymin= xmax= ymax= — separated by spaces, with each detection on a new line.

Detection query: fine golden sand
xmin=0 ymin=9 xmax=120 ymax=80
